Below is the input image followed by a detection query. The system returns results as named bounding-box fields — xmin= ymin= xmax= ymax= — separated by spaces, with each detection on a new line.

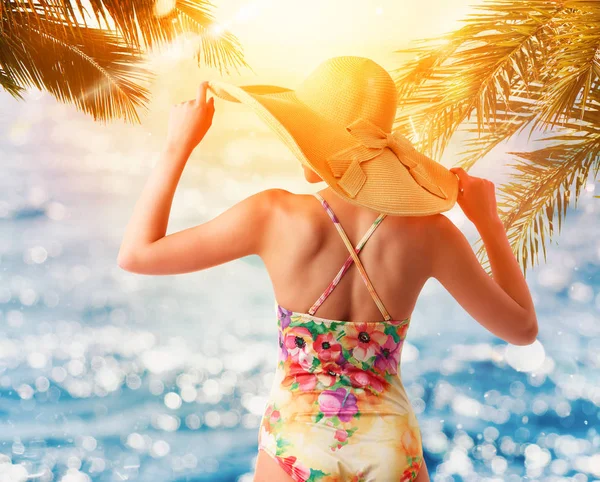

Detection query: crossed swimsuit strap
xmin=309 ymin=192 xmax=392 ymax=321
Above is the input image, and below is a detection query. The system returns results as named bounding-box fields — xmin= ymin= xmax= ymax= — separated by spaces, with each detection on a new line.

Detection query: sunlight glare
xmin=505 ymin=340 xmax=546 ymax=373
xmin=162 ymin=35 xmax=200 ymax=60
xmin=211 ymin=24 xmax=225 ymax=37
xmin=154 ymin=0 xmax=177 ymax=17
xmin=235 ymin=4 xmax=260 ymax=22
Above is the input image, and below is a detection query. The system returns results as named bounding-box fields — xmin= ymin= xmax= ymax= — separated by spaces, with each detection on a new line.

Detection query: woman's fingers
xmin=450 ymin=166 xmax=468 ymax=181
xmin=171 ymin=82 xmax=213 ymax=108
xmin=196 ymin=81 xmax=209 ymax=106
xmin=450 ymin=167 xmax=468 ymax=193
xmin=165 ymin=81 xmax=216 ymax=154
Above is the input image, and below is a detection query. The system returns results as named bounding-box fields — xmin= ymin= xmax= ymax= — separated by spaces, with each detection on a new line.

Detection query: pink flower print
xmin=285 ymin=362 xmax=318 ymax=392
xmin=277 ymin=305 xmax=293 ymax=330
xmin=318 ymin=387 xmax=358 ymax=422
xmin=315 ymin=333 xmax=342 ymax=363
xmin=374 ymin=335 xmax=402 ymax=375
xmin=344 ymin=365 xmax=387 ymax=394
xmin=317 ymin=363 xmax=342 ymax=387
xmin=278 ymin=456 xmax=311 ymax=481
xmin=284 ymin=326 xmax=313 ymax=370
xmin=263 ymin=403 xmax=274 ymax=419
xmin=345 ymin=323 xmax=388 ymax=362
xmin=334 ymin=429 xmax=348 ymax=442
xmin=350 ymin=471 xmax=367 ymax=482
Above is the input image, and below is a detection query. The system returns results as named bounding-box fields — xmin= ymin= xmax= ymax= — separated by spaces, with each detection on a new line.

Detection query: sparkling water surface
xmin=1 ymin=93 xmax=600 ymax=482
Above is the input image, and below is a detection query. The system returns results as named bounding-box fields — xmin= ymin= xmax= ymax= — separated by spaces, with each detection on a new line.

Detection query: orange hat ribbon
xmin=326 ymin=118 xmax=448 ymax=200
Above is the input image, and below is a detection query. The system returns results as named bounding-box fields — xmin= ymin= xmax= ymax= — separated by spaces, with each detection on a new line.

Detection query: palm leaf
xmin=456 ymin=82 xmax=546 ymax=170
xmin=392 ymin=0 xmax=565 ymax=159
xmin=473 ymin=128 xmax=600 ymax=275
xmin=0 ymin=66 xmax=23 ymax=96
xmin=0 ymin=10 xmax=152 ymax=122
xmin=529 ymin=4 xmax=600 ymax=131
xmin=36 ymin=0 xmax=250 ymax=74
xmin=175 ymin=2 xmax=249 ymax=76
xmin=0 ymin=0 xmax=249 ymax=121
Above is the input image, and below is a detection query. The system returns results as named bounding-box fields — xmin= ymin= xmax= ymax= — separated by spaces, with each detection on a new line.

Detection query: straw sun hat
xmin=207 ymin=56 xmax=460 ymax=216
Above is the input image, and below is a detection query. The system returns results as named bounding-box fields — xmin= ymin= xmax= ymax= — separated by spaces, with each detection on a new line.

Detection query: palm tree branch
xmin=3 ymin=1 xmax=248 ymax=75
xmin=393 ymin=0 xmax=568 ymax=161
xmin=473 ymin=131 xmax=600 ymax=274
xmin=456 ymin=81 xmax=547 ymax=169
xmin=528 ymin=5 xmax=600 ymax=131
xmin=0 ymin=66 xmax=23 ymax=96
xmin=174 ymin=3 xmax=249 ymax=75
xmin=0 ymin=11 xmax=152 ymax=122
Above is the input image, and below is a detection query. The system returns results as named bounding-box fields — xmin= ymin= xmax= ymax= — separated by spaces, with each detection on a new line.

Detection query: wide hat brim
xmin=207 ymin=80 xmax=459 ymax=216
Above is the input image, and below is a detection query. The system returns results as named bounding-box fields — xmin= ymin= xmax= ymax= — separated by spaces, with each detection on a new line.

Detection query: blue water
xmin=1 ymin=92 xmax=600 ymax=482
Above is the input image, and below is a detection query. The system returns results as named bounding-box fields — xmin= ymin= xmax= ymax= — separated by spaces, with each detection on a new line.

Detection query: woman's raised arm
xmin=429 ymin=167 xmax=538 ymax=346
xmin=117 ymin=81 xmax=281 ymax=275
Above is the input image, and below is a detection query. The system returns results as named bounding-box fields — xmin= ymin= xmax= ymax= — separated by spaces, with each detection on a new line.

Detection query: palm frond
xmin=0 ymin=11 xmax=152 ymax=122
xmin=456 ymin=82 xmax=546 ymax=170
xmin=0 ymin=66 xmax=23 ymax=97
xmin=0 ymin=0 xmax=249 ymax=121
xmin=529 ymin=5 xmax=600 ymax=131
xmin=175 ymin=2 xmax=249 ymax=76
xmin=4 ymin=0 xmax=250 ymax=75
xmin=391 ymin=35 xmax=462 ymax=106
xmin=473 ymin=128 xmax=600 ymax=275
xmin=392 ymin=0 xmax=565 ymax=160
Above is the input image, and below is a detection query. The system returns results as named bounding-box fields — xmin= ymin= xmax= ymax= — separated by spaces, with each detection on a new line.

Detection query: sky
xmin=206 ymin=0 xmax=476 ymax=79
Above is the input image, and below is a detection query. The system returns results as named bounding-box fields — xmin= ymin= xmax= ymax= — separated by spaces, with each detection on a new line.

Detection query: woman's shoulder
xmin=258 ymin=189 xmax=313 ymax=212
xmin=251 ymin=188 xmax=294 ymax=213
xmin=405 ymin=212 xmax=454 ymax=240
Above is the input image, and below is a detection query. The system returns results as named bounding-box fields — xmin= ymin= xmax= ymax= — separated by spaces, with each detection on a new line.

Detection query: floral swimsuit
xmin=258 ymin=192 xmax=424 ymax=481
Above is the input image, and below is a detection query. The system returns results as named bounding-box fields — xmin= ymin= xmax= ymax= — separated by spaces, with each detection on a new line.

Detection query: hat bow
xmin=326 ymin=118 xmax=448 ymax=200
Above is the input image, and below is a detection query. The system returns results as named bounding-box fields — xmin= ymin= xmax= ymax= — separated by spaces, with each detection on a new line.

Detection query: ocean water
xmin=1 ymin=92 xmax=600 ymax=482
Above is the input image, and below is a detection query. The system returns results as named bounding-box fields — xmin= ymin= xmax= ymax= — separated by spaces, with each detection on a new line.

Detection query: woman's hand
xmin=166 ymin=81 xmax=215 ymax=155
xmin=450 ymin=167 xmax=501 ymax=227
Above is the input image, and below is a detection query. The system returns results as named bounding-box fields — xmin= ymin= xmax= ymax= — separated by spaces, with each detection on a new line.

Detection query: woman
xmin=118 ymin=57 xmax=538 ymax=482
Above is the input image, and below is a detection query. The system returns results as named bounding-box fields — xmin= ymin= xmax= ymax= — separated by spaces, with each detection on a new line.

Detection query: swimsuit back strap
xmin=310 ymin=192 xmax=391 ymax=321
xmin=307 ymin=215 xmax=385 ymax=316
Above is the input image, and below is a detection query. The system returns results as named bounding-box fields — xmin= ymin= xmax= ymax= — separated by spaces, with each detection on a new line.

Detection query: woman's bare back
xmin=260 ymin=187 xmax=435 ymax=323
